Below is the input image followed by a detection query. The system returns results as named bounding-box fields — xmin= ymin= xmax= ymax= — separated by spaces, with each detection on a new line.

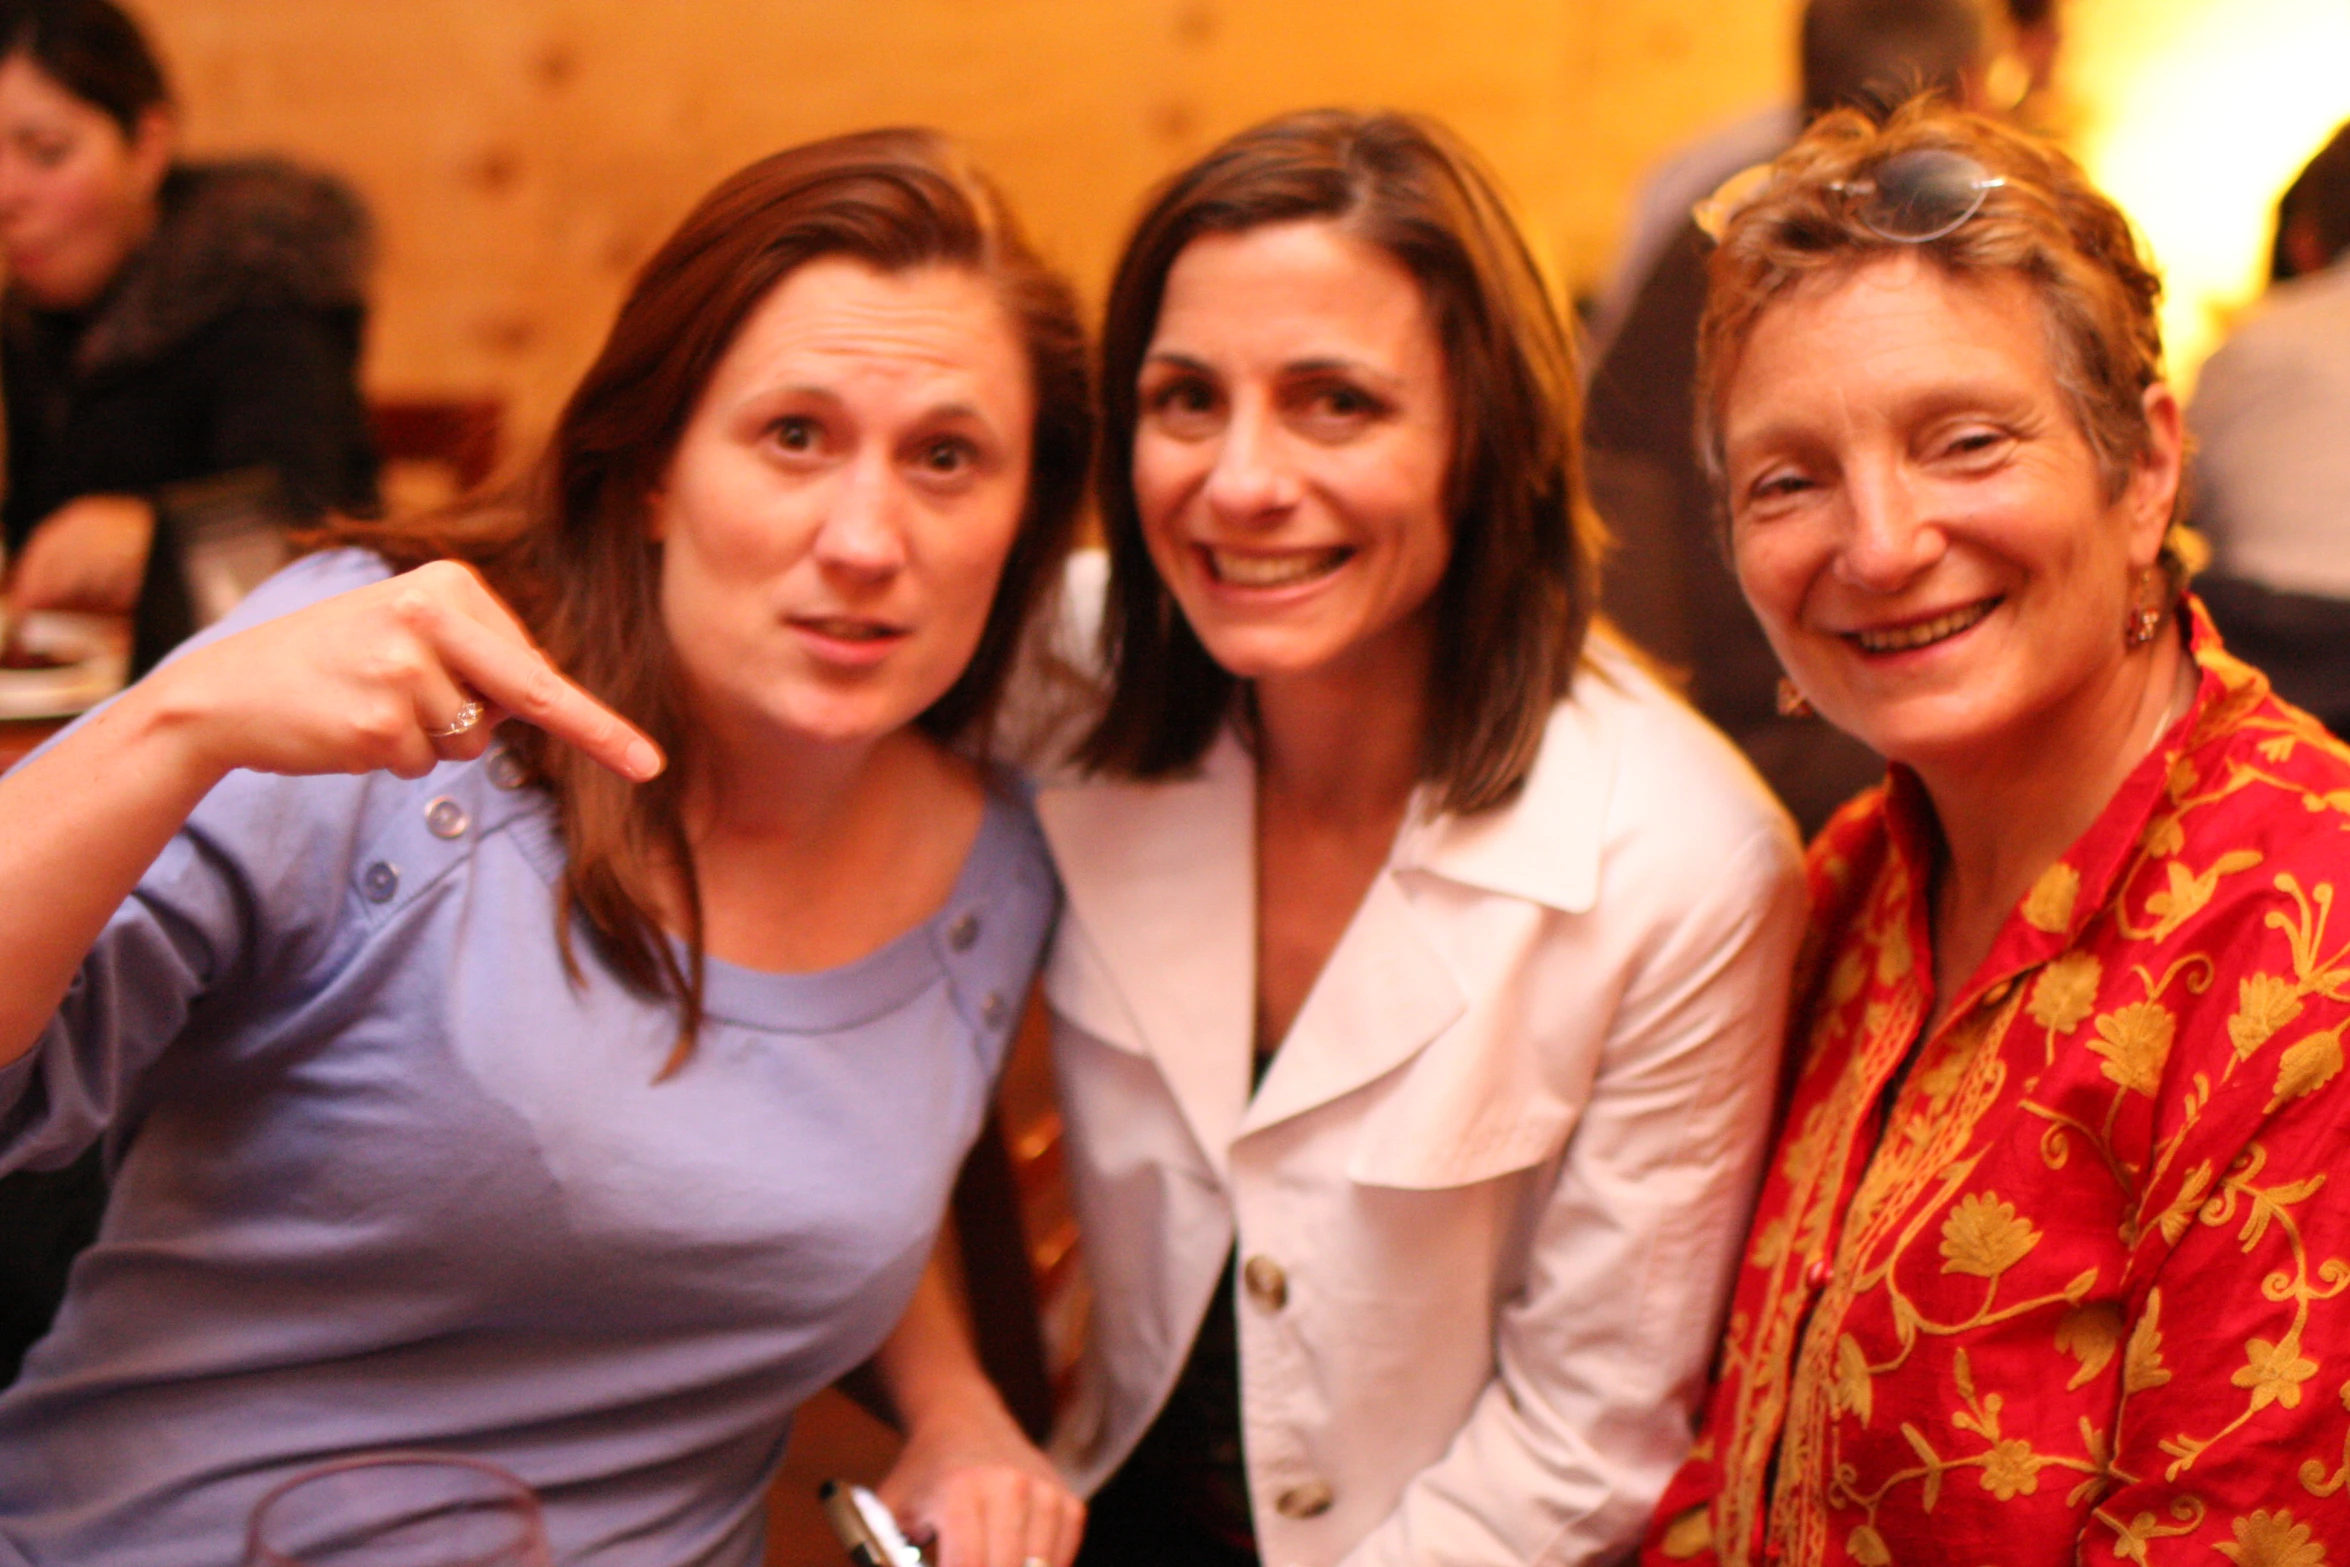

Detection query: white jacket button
xmin=1242 ymin=1254 xmax=1288 ymax=1310
xmin=1275 ymin=1480 xmax=1333 ymax=1519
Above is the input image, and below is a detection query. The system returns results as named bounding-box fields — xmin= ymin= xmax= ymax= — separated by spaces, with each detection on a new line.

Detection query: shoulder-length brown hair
xmin=339 ymin=127 xmax=1092 ymax=1063
xmin=1079 ymin=108 xmax=1603 ymax=816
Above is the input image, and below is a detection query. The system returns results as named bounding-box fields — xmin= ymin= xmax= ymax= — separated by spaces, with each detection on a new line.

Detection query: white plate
xmin=0 ymin=612 xmax=131 ymax=720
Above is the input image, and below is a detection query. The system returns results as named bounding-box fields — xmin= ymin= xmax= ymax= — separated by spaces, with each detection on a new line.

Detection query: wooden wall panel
xmin=135 ymin=0 xmax=1796 ymax=456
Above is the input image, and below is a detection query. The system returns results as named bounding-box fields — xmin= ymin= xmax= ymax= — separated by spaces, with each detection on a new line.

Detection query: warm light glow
xmin=2067 ymin=0 xmax=2350 ymax=388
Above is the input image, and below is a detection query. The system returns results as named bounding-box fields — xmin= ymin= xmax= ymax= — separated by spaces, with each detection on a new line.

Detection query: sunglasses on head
xmin=1694 ymin=147 xmax=2006 ymax=244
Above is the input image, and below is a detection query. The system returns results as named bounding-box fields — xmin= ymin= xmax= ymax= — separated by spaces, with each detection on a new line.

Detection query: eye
xmin=916 ymin=436 xmax=977 ymax=476
xmin=768 ymin=416 xmax=821 ymax=455
xmin=1934 ymin=425 xmax=2013 ymax=469
xmin=1289 ymin=376 xmax=1391 ymax=439
xmin=1737 ymin=465 xmax=1819 ymax=520
xmin=1141 ymin=373 xmax=1222 ymax=436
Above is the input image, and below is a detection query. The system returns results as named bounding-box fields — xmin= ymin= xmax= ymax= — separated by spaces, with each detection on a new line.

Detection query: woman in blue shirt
xmin=0 ymin=127 xmax=1088 ymax=1567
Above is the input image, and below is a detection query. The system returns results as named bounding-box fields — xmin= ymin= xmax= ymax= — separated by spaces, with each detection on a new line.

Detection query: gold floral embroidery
xmin=2144 ymin=851 xmax=2264 ymax=941
xmin=2124 ymin=1289 xmax=2173 ymax=1394
xmin=1979 ymin=1437 xmax=2043 ymax=1499
xmin=2090 ymin=1001 xmax=2175 ymax=1097
xmin=1939 ymin=1192 xmax=2041 ymax=1278
xmin=2230 ymin=973 xmax=2306 ymax=1059
xmin=2055 ymin=1301 xmax=2123 ymax=1390
xmin=2270 ymin=1027 xmax=2344 ymax=1112
xmin=2022 ymin=862 xmax=2080 ymax=933
xmin=1832 ymin=1334 xmax=1874 ymax=1425
xmin=2029 ymin=952 xmax=2102 ymax=1036
xmin=2216 ymin=1509 xmax=2330 ymax=1567
xmin=2097 ymin=1496 xmax=2208 ymax=1565
xmin=2232 ymin=1332 xmax=2319 ymax=1412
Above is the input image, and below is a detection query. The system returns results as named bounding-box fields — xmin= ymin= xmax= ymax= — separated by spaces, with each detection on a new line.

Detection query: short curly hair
xmin=1697 ymin=97 xmax=2191 ymax=591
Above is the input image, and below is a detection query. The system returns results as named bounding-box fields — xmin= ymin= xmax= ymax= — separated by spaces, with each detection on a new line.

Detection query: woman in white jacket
xmin=880 ymin=110 xmax=1806 ymax=1567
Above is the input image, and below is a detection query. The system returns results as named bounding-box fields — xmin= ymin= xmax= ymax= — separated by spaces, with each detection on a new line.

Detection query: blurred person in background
xmin=0 ymin=0 xmax=377 ymax=1397
xmin=0 ymin=128 xmax=1088 ymax=1566
xmin=2185 ymin=119 xmax=2350 ymax=735
xmin=1583 ymin=0 xmax=2000 ymax=836
xmin=885 ymin=108 xmax=1804 ymax=1567
xmin=0 ymin=0 xmax=377 ymax=671
xmin=1642 ymin=99 xmax=2350 ymax=1565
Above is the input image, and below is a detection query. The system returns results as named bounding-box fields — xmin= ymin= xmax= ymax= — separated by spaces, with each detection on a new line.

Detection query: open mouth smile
xmin=1204 ymin=546 xmax=1351 ymax=589
xmin=1845 ymin=598 xmax=1997 ymax=655
xmin=790 ymin=615 xmax=906 ymax=643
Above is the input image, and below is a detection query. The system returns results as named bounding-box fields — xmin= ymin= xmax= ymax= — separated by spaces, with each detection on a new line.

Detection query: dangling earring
xmin=2124 ymin=568 xmax=2164 ymax=649
xmin=1776 ymin=675 xmax=1814 ymax=718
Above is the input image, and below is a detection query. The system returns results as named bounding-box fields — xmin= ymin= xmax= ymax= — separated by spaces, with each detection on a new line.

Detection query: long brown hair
xmin=340 ymin=128 xmax=1092 ymax=1064
xmin=1080 ymin=109 xmax=1602 ymax=815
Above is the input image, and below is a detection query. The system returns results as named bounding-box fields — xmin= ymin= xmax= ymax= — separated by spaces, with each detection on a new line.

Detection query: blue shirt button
xmin=362 ymin=862 xmax=400 ymax=903
xmin=424 ymin=797 xmax=471 ymax=840
xmin=947 ymin=911 xmax=981 ymax=952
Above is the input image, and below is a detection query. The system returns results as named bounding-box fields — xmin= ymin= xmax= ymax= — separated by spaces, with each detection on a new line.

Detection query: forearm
xmin=0 ymin=678 xmax=225 ymax=1064
xmin=875 ymin=1253 xmax=1085 ymax=1567
xmin=875 ymin=1258 xmax=1020 ymax=1437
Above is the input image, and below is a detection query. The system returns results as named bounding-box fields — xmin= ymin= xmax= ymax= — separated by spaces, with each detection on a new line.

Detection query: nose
xmin=810 ymin=454 xmax=909 ymax=579
xmin=1200 ymin=397 xmax=1300 ymax=523
xmin=1833 ymin=462 xmax=1945 ymax=593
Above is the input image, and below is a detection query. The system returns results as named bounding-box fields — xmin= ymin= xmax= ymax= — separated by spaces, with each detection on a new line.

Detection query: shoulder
xmin=82 ymin=160 xmax=372 ymax=374
xmin=2197 ymin=266 xmax=2350 ymax=390
xmin=1560 ymin=639 xmax=1798 ymax=878
xmin=1409 ymin=642 xmax=1801 ymax=922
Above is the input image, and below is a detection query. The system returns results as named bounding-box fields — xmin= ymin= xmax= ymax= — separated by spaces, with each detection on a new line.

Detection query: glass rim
xmin=1829 ymin=147 xmax=2008 ymax=243
xmin=244 ymin=1450 xmax=544 ymax=1567
xmin=1692 ymin=146 xmax=2007 ymax=246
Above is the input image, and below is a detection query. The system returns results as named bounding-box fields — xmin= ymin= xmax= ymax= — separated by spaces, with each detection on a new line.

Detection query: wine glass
xmin=245 ymin=1450 xmax=552 ymax=1567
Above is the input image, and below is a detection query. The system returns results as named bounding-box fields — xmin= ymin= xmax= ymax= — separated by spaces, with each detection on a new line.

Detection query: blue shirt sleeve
xmin=0 ymin=550 xmax=395 ymax=1172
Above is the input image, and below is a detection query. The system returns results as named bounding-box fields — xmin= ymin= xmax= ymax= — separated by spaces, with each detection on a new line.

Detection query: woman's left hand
xmin=879 ymin=1397 xmax=1084 ymax=1567
xmin=6 ymin=494 xmax=157 ymax=615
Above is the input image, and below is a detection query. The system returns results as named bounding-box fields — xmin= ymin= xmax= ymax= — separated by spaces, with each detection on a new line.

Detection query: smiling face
xmin=650 ymin=257 xmax=1034 ymax=758
xmin=0 ymin=53 xmax=167 ymax=310
xmin=1721 ymin=251 xmax=2178 ymax=775
xmin=1132 ymin=220 xmax=1454 ymax=695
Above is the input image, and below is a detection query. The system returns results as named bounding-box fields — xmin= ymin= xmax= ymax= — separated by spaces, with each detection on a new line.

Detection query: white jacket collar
xmin=1036 ymin=668 xmax=1624 ymax=1163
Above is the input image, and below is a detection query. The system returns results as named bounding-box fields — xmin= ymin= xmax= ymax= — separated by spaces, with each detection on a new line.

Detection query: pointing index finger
xmin=434 ymin=607 xmax=664 ymax=783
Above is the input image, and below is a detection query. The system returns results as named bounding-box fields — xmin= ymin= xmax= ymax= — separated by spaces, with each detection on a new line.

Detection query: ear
xmin=126 ymin=106 xmax=174 ymax=197
xmin=2123 ymin=382 xmax=2185 ymax=568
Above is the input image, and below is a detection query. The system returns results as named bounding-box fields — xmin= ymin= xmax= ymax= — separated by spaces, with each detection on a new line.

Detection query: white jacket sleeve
xmin=1339 ymin=822 xmax=1805 ymax=1567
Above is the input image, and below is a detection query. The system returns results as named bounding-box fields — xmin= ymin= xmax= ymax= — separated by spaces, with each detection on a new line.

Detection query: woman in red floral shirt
xmin=1644 ymin=98 xmax=2350 ymax=1567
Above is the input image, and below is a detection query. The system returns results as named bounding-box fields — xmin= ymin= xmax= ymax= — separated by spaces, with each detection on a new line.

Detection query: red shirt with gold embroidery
xmin=1644 ymin=607 xmax=2350 ymax=1567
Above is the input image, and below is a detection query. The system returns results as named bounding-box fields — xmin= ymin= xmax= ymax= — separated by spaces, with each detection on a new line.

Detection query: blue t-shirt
xmin=0 ymin=551 xmax=1057 ymax=1566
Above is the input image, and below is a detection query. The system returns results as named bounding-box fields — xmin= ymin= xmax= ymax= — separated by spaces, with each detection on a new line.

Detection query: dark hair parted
xmin=1081 ymin=108 xmax=1602 ymax=816
xmin=1697 ymin=98 xmax=2191 ymax=591
xmin=340 ymin=128 xmax=1092 ymax=1067
xmin=0 ymin=0 xmax=169 ymax=134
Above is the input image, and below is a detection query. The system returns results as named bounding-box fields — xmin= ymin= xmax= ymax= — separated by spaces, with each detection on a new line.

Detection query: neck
xmin=1917 ymin=630 xmax=2196 ymax=1008
xmin=686 ymin=712 xmax=938 ymax=854
xmin=1253 ymin=639 xmax=1429 ymax=827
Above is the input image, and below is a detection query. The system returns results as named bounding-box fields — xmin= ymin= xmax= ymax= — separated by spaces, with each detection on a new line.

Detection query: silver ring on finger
xmin=426 ymin=697 xmax=485 ymax=740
